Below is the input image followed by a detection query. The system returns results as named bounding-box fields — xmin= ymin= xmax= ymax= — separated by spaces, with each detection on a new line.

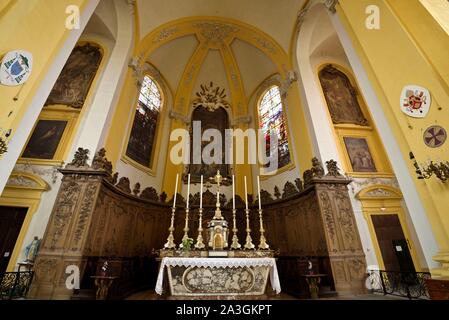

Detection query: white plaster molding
xmin=297 ymin=0 xmax=339 ymax=28
xmin=168 ymin=110 xmax=189 ymax=124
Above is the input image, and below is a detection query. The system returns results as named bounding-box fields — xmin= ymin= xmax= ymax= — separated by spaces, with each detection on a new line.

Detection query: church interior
xmin=1 ymin=0 xmax=449 ymax=301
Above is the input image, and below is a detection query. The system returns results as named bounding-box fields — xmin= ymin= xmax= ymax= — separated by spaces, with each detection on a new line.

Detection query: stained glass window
xmin=258 ymin=86 xmax=291 ymax=170
xmin=126 ymin=75 xmax=162 ymax=168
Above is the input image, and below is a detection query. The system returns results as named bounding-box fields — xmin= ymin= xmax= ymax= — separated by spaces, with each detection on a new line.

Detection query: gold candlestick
xmin=194 ymin=208 xmax=206 ymax=249
xmin=258 ymin=208 xmax=269 ymax=250
xmin=243 ymin=208 xmax=255 ymax=249
xmin=164 ymin=207 xmax=177 ymax=249
xmin=181 ymin=208 xmax=190 ymax=246
xmin=230 ymin=208 xmax=241 ymax=249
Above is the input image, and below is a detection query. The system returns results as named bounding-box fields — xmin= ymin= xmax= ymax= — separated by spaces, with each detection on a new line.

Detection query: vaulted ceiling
xmin=136 ymin=0 xmax=306 ymax=116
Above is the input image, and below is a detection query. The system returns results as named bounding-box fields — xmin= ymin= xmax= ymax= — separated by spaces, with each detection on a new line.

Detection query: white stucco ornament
xmin=400 ymin=85 xmax=431 ymax=118
xmin=0 ymin=50 xmax=33 ymax=86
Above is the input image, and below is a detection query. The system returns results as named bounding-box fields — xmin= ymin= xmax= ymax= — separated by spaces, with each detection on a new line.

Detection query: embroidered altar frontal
xmin=156 ymin=257 xmax=281 ymax=296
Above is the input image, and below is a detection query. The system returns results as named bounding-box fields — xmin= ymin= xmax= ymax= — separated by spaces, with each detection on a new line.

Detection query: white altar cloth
xmin=155 ymin=257 xmax=281 ymax=295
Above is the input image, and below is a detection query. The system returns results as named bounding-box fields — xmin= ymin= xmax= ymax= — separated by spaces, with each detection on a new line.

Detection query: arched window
xmin=125 ymin=75 xmax=162 ymax=168
xmin=258 ymin=85 xmax=291 ymax=170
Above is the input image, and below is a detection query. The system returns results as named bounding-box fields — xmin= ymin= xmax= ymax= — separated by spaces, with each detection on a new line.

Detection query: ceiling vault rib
xmin=173 ymin=41 xmax=209 ymax=116
xmin=220 ymin=43 xmax=247 ymax=117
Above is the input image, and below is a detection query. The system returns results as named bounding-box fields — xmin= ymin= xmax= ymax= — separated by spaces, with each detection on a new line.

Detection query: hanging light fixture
xmin=410 ymin=152 xmax=449 ymax=183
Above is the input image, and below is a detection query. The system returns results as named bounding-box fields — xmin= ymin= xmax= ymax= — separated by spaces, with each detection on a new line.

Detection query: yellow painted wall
xmin=338 ymin=0 xmax=449 ymax=276
xmin=0 ymin=0 xmax=88 ymax=152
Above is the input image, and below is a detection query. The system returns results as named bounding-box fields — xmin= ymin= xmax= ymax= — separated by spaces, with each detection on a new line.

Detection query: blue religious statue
xmin=24 ymin=236 xmax=41 ymax=263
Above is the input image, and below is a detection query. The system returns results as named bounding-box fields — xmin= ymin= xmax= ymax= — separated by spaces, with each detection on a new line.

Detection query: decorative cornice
xmin=128 ymin=56 xmax=162 ymax=86
xmin=169 ymin=110 xmax=189 ymax=124
xmin=193 ymin=22 xmax=238 ymax=45
xmin=297 ymin=0 xmax=339 ymax=29
xmin=231 ymin=115 xmax=252 ymax=127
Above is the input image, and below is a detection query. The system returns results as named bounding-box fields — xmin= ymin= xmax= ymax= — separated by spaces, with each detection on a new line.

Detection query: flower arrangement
xmin=181 ymin=238 xmax=194 ymax=251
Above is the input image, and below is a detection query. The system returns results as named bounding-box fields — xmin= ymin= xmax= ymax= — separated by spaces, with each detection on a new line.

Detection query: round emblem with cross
xmin=423 ymin=125 xmax=447 ymax=148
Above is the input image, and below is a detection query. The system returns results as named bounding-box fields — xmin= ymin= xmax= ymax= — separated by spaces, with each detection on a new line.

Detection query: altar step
xmin=71 ymin=289 xmax=95 ymax=300
xmin=318 ymin=286 xmax=338 ymax=299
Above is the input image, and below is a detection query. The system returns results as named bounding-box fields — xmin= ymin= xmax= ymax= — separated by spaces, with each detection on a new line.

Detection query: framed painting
xmin=21 ymin=120 xmax=68 ymax=160
xmin=343 ymin=137 xmax=377 ymax=173
xmin=319 ymin=65 xmax=368 ymax=126
xmin=44 ymin=43 xmax=102 ymax=108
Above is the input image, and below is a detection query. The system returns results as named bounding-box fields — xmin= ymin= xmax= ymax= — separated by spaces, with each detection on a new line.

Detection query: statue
xmin=68 ymin=148 xmax=89 ymax=167
xmin=311 ymin=157 xmax=324 ymax=178
xmin=326 ymin=159 xmax=342 ymax=177
xmin=99 ymin=261 xmax=109 ymax=276
xmin=24 ymin=236 xmax=41 ymax=263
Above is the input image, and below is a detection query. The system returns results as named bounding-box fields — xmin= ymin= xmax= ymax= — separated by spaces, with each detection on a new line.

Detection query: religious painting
xmin=21 ymin=120 xmax=67 ymax=159
xmin=258 ymin=86 xmax=291 ymax=171
xmin=45 ymin=43 xmax=103 ymax=108
xmin=319 ymin=65 xmax=368 ymax=126
xmin=343 ymin=137 xmax=377 ymax=173
xmin=125 ymin=76 xmax=161 ymax=168
xmin=188 ymin=106 xmax=230 ymax=181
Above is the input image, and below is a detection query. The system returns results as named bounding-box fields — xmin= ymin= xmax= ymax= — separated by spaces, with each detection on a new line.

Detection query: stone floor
xmin=126 ymin=290 xmax=408 ymax=300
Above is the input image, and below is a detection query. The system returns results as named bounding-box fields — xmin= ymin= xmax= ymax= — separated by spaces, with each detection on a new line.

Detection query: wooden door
xmin=371 ymin=214 xmax=415 ymax=272
xmin=0 ymin=206 xmax=27 ymax=272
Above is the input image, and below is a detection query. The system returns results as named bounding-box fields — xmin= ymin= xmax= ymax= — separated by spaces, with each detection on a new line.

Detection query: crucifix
xmin=210 ymin=170 xmax=227 ymax=220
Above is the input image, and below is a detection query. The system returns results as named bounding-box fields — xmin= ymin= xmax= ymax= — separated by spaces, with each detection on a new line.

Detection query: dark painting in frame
xmin=22 ymin=120 xmax=68 ymax=160
xmin=343 ymin=137 xmax=377 ymax=173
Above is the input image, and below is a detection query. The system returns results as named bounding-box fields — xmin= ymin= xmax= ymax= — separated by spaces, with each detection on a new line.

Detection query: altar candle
xmin=200 ymin=175 xmax=203 ymax=209
xmin=232 ymin=175 xmax=235 ymax=210
xmin=186 ymin=174 xmax=191 ymax=209
xmin=244 ymin=176 xmax=248 ymax=210
xmin=173 ymin=173 xmax=179 ymax=208
xmin=257 ymin=175 xmax=262 ymax=210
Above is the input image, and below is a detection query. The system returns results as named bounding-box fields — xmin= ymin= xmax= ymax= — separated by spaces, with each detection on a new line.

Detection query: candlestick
xmin=257 ymin=208 xmax=269 ymax=250
xmin=165 ymin=173 xmax=179 ymax=249
xmin=186 ymin=174 xmax=191 ymax=209
xmin=181 ymin=174 xmax=191 ymax=245
xmin=200 ymin=175 xmax=203 ymax=209
xmin=194 ymin=207 xmax=205 ymax=249
xmin=232 ymin=175 xmax=235 ymax=209
xmin=164 ymin=206 xmax=177 ymax=249
xmin=257 ymin=176 xmax=262 ymax=210
xmin=244 ymin=207 xmax=255 ymax=250
xmin=244 ymin=176 xmax=248 ymax=210
xmin=230 ymin=207 xmax=241 ymax=250
xmin=195 ymin=175 xmax=205 ymax=249
xmin=172 ymin=173 xmax=179 ymax=208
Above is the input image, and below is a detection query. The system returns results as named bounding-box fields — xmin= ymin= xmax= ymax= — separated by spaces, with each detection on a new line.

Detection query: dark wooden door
xmin=0 ymin=206 xmax=27 ymax=272
xmin=371 ymin=214 xmax=415 ymax=272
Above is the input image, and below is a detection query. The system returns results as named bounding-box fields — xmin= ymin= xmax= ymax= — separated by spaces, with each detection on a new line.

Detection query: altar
xmin=155 ymin=256 xmax=281 ymax=296
xmin=156 ymin=171 xmax=281 ymax=298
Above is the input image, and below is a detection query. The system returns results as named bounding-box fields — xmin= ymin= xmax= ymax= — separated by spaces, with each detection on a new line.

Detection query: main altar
xmin=156 ymin=172 xmax=281 ymax=297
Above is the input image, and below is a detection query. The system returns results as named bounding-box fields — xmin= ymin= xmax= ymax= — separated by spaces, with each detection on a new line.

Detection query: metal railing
xmin=366 ymin=269 xmax=431 ymax=300
xmin=0 ymin=271 xmax=34 ymax=300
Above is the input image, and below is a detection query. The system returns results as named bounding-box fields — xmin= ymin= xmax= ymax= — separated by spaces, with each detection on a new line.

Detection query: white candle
xmin=186 ymin=174 xmax=191 ymax=209
xmin=200 ymin=175 xmax=203 ymax=209
xmin=257 ymin=175 xmax=262 ymax=210
xmin=244 ymin=176 xmax=248 ymax=210
xmin=173 ymin=173 xmax=179 ymax=208
xmin=232 ymin=175 xmax=235 ymax=210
